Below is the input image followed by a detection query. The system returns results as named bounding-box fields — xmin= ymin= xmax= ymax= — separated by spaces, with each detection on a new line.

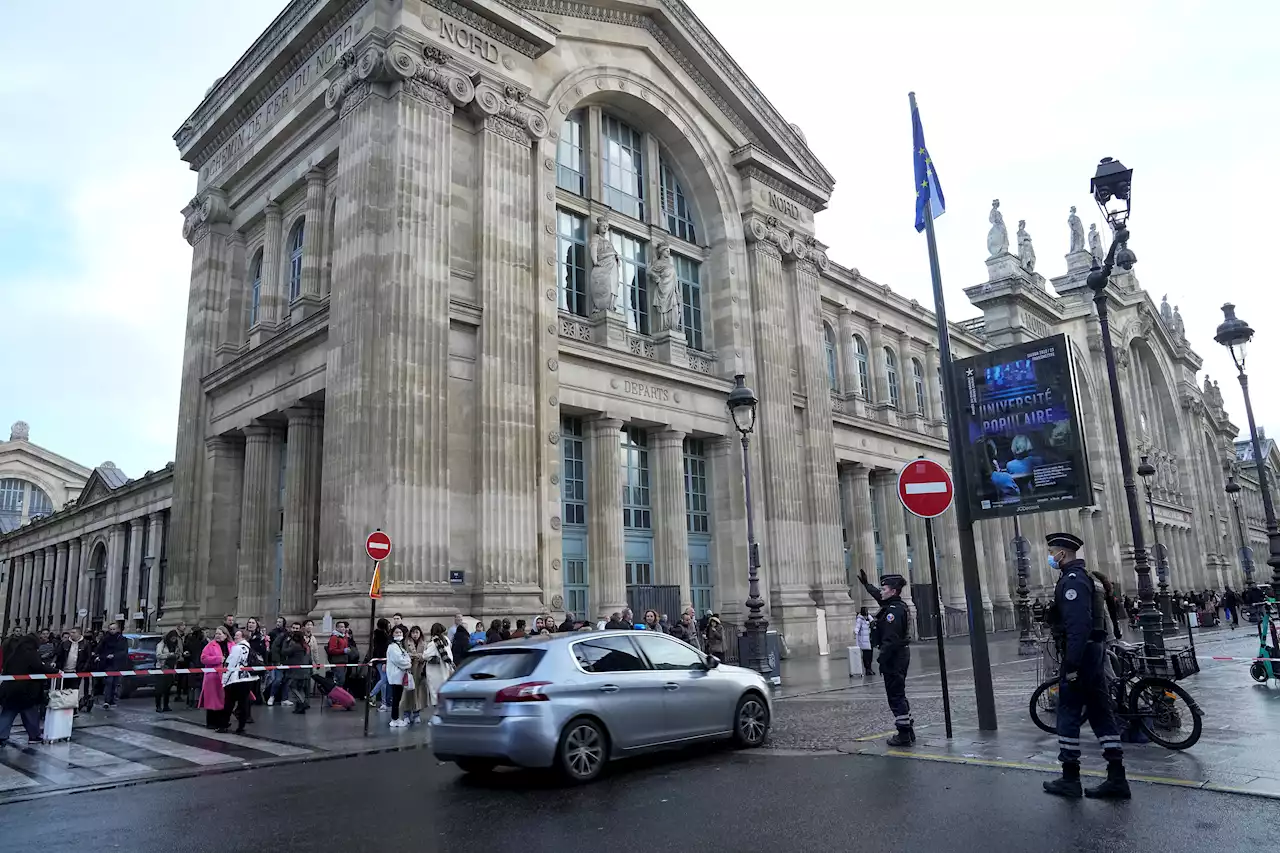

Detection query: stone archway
xmin=87 ymin=540 xmax=108 ymax=628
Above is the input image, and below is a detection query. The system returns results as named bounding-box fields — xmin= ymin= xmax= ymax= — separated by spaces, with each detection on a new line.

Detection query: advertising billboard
xmin=952 ymin=334 xmax=1091 ymax=519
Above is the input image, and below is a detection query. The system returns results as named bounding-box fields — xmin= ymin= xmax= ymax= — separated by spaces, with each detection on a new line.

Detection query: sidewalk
xmin=767 ymin=624 xmax=1280 ymax=798
xmin=0 ymin=692 xmax=429 ymax=803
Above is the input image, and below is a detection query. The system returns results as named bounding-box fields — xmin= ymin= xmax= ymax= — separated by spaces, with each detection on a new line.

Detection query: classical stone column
xmin=792 ymin=249 xmax=853 ymax=644
xmin=205 ymin=435 xmax=246 ymax=622
xmin=472 ymin=82 xmax=548 ymax=616
xmin=249 ymin=202 xmax=283 ymax=346
xmin=52 ymin=542 xmax=69 ymax=630
xmin=651 ymin=430 xmax=691 ymax=609
xmin=939 ymin=511 xmax=967 ymax=610
xmin=74 ymin=536 xmax=90 ymax=623
xmin=145 ymin=512 xmax=165 ymax=623
xmin=899 ymin=333 xmax=923 ymax=431
xmin=17 ymin=553 xmax=33 ymax=627
xmin=874 ymin=470 xmax=910 ymax=579
xmin=65 ymin=538 xmax=82 ymax=628
xmin=743 ymin=216 xmax=811 ymax=633
xmin=291 ymin=167 xmax=327 ymax=323
xmin=707 ymin=435 xmax=749 ymax=626
xmin=32 ymin=548 xmax=49 ymax=626
xmin=169 ymin=188 xmax=233 ymax=626
xmin=237 ymin=424 xmax=278 ymax=622
xmin=317 ymin=43 xmax=477 ymax=616
xmin=126 ymin=517 xmax=145 ymax=622
xmin=586 ymin=417 xmax=626 ymax=619
xmin=925 ymin=344 xmax=943 ymax=436
xmin=283 ymin=407 xmax=322 ymax=621
xmin=842 ymin=464 xmax=878 ymax=609
xmin=868 ymin=320 xmax=894 ymax=425
xmin=837 ymin=308 xmax=861 ymax=398
xmin=105 ymin=524 xmax=126 ymax=622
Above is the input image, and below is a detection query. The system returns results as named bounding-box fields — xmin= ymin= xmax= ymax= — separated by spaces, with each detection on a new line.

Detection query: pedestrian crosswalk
xmin=0 ymin=719 xmax=320 ymax=795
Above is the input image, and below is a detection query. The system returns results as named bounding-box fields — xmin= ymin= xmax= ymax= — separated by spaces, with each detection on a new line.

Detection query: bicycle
xmin=1029 ymin=641 xmax=1203 ymax=750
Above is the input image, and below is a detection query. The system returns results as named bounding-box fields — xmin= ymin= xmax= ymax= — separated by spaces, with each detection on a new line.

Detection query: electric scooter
xmin=1249 ymin=595 xmax=1280 ymax=683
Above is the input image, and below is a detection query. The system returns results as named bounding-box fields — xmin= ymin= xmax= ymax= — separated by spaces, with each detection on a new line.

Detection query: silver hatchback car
xmin=429 ymin=630 xmax=772 ymax=782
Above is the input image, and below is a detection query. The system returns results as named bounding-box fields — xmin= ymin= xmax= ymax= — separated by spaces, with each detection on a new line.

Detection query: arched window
xmin=28 ymin=486 xmax=52 ymax=519
xmin=0 ymin=479 xmax=53 ymax=531
xmin=601 ymin=114 xmax=645 ymax=220
xmin=659 ymin=154 xmax=697 ymax=243
xmin=912 ymin=358 xmax=926 ymax=414
xmin=248 ymin=248 xmax=264 ymax=327
xmin=885 ymin=347 xmax=900 ymax=408
xmin=287 ymin=218 xmax=305 ymax=301
xmin=854 ymin=335 xmax=870 ymax=400
xmin=557 ymin=111 xmax=585 ymax=195
xmin=824 ymin=324 xmax=839 ymax=391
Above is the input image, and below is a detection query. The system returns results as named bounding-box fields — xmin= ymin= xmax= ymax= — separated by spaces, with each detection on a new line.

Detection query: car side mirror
xmin=705 ymin=655 xmax=720 ymax=670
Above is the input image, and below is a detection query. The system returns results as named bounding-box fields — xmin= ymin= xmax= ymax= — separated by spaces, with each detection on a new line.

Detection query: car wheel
xmin=455 ymin=759 xmax=497 ymax=775
xmin=556 ymin=718 xmax=607 ymax=783
xmin=733 ymin=692 xmax=770 ymax=748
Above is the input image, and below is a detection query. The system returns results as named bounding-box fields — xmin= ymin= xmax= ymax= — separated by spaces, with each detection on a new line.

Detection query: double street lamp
xmin=1224 ymin=473 xmax=1256 ymax=587
xmin=726 ymin=373 xmax=770 ymax=676
xmin=1137 ymin=455 xmax=1178 ymax=634
xmin=1214 ymin=304 xmax=1280 ymax=590
xmin=1086 ymin=157 xmax=1164 ymax=651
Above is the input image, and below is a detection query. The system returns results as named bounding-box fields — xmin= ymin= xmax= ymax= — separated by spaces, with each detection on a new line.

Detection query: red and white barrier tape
xmin=0 ymin=660 xmax=386 ymax=682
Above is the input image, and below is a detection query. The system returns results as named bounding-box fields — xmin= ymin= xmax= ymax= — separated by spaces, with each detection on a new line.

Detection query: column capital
xmin=264 ymin=200 xmax=281 ymax=219
xmin=652 ymin=428 xmax=687 ymax=448
xmin=149 ymin=510 xmax=165 ymax=523
xmin=326 ymin=42 xmax=477 ymax=117
xmin=242 ymin=423 xmax=277 ymax=440
xmin=473 ymin=82 xmax=549 ymax=145
xmin=586 ymin=416 xmax=623 ymax=437
xmin=128 ymin=516 xmax=145 ymax=531
xmin=285 ymin=404 xmax=323 ymax=427
xmin=205 ymin=433 xmax=244 ymax=453
xmin=305 ymin=165 xmax=327 ymax=188
xmin=44 ymin=544 xmax=56 ymax=555
xmin=55 ymin=541 xmax=69 ymax=553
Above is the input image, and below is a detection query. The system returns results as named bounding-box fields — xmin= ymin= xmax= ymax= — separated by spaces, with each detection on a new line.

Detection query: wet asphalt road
xmin=3 ymin=747 xmax=1276 ymax=851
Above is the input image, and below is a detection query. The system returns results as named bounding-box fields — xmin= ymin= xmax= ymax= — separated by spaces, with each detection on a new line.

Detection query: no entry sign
xmin=897 ymin=459 xmax=954 ymax=519
xmin=365 ymin=530 xmax=392 ymax=562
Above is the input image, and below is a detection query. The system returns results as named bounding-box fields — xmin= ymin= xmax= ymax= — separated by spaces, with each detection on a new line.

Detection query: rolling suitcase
xmin=327 ymin=686 xmax=356 ymax=710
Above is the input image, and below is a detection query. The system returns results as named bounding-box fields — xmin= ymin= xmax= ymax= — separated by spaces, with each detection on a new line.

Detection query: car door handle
xmin=664 ymin=682 xmax=680 ymax=691
xmin=598 ymin=685 xmax=620 ymax=693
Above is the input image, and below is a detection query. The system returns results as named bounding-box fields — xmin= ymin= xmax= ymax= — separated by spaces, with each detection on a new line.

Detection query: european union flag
xmin=913 ymin=101 xmax=945 ymax=233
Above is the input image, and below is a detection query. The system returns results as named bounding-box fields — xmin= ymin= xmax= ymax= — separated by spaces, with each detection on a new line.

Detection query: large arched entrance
xmin=87 ymin=542 xmax=107 ymax=629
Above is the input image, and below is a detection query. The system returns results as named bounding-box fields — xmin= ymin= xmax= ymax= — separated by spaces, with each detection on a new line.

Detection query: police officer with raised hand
xmin=859 ymin=570 xmax=913 ymax=746
xmin=1042 ymin=531 xmax=1131 ymax=800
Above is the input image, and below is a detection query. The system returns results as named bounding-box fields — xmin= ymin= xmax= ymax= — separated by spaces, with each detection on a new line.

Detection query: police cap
xmin=879 ymin=574 xmax=907 ymax=591
xmin=1045 ymin=532 xmax=1084 ymax=552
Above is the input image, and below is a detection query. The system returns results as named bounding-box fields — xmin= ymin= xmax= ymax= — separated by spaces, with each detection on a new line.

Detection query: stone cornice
xmin=326 ymin=43 xmax=478 ymax=117
xmin=426 ymin=0 xmax=555 ymax=57
xmin=177 ymin=0 xmax=364 ymax=161
xmin=732 ymin=147 xmax=829 ymax=211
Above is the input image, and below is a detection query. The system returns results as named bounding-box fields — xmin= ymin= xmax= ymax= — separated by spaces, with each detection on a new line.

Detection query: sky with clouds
xmin=2 ymin=0 xmax=1276 ymax=478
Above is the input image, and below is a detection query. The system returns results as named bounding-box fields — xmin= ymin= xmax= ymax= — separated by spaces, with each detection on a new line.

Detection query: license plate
xmin=450 ymin=699 xmax=485 ymax=714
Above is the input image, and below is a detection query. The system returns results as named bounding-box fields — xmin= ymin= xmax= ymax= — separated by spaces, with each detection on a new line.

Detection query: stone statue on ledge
xmin=1172 ymin=305 xmax=1185 ymax=340
xmin=1068 ymin=206 xmax=1085 ymax=253
xmin=1088 ymin=223 xmax=1104 ymax=264
xmin=1160 ymin=294 xmax=1173 ymax=326
xmin=589 ymin=217 xmax=619 ymax=315
xmin=649 ymin=242 xmax=682 ymax=334
xmin=987 ymin=199 xmax=1009 ymax=257
xmin=1212 ymin=380 xmax=1224 ymax=409
xmin=1017 ymin=220 xmax=1036 ymax=272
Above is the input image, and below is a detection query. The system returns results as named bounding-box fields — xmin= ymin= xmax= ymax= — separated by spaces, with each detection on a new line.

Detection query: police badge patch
xmin=1065 ymin=589 xmax=1078 ymax=601
xmin=886 ymin=613 xmax=895 ymax=621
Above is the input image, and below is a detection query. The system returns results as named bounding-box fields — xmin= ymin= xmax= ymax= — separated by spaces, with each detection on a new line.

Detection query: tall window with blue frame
xmin=248 ymin=248 xmax=264 ymax=327
xmin=557 ymin=210 xmax=589 ymax=317
xmin=855 ymin=335 xmax=871 ymax=400
xmin=613 ymin=232 xmax=649 ymax=335
xmin=561 ymin=418 xmax=589 ymax=619
xmin=885 ymin=347 xmax=900 ymax=408
xmin=287 ymin=219 xmax=305 ymax=302
xmin=621 ymin=426 xmax=653 ymax=587
xmin=825 ymin=324 xmax=839 ymax=391
xmin=674 ymin=254 xmax=704 ymax=351
xmin=557 ymin=112 xmax=585 ymax=195
xmin=684 ymin=438 xmax=713 ymax=617
xmin=601 ymin=114 xmax=645 ymax=221
xmin=659 ymin=154 xmax=697 ymax=243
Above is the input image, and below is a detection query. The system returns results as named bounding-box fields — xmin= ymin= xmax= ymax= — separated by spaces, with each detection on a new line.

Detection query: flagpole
xmin=909 ymin=91 xmax=998 ymax=731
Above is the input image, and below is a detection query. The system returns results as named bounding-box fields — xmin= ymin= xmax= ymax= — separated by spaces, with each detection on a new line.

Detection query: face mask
xmin=1048 ymin=554 xmax=1059 ymax=571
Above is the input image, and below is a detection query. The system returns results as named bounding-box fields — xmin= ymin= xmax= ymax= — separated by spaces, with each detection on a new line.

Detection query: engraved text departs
xmin=439 ymin=18 xmax=499 ymax=64
xmin=622 ymin=380 xmax=671 ymax=402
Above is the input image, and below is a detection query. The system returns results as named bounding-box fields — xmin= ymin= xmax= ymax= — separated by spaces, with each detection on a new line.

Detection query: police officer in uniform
xmin=859 ymin=570 xmax=913 ymax=746
xmin=1042 ymin=532 xmax=1131 ymax=799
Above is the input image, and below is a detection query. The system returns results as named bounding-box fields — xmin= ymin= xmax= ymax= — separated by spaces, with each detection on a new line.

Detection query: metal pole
xmin=1090 ymin=242 xmax=1164 ymax=653
xmin=1230 ymin=494 xmax=1255 ymax=586
xmin=363 ymin=592 xmax=375 ymax=738
xmin=740 ymin=433 xmax=770 ymax=678
xmin=925 ymin=517 xmax=953 ymax=738
xmin=1144 ymin=483 xmax=1177 ymax=633
xmin=911 ymin=92 xmax=997 ymax=730
xmin=1014 ymin=516 xmax=1035 ymax=655
xmin=1236 ymin=371 xmax=1280 ymax=588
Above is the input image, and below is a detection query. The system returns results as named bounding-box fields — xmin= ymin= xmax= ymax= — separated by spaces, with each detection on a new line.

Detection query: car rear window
xmin=453 ymin=649 xmax=545 ymax=681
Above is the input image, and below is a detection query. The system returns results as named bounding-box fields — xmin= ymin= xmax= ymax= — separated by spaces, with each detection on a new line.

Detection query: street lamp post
xmin=1225 ymin=473 xmax=1256 ymax=587
xmin=726 ymin=374 xmax=770 ymax=677
xmin=1137 ymin=455 xmax=1178 ymax=634
xmin=1013 ymin=516 xmax=1035 ymax=655
xmin=1215 ymin=304 xmax=1280 ymax=590
xmin=1086 ymin=157 xmax=1164 ymax=651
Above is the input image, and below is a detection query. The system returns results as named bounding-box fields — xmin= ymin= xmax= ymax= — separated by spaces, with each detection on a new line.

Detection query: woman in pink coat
xmin=198 ymin=626 xmax=231 ymax=729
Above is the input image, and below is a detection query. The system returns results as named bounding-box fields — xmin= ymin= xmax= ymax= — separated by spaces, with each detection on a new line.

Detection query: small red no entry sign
xmin=897 ymin=459 xmax=955 ymax=519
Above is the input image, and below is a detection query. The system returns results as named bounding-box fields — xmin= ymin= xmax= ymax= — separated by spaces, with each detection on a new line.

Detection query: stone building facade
xmin=157 ymin=0 xmax=1251 ymax=649
xmin=0 ymin=424 xmax=172 ymax=634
